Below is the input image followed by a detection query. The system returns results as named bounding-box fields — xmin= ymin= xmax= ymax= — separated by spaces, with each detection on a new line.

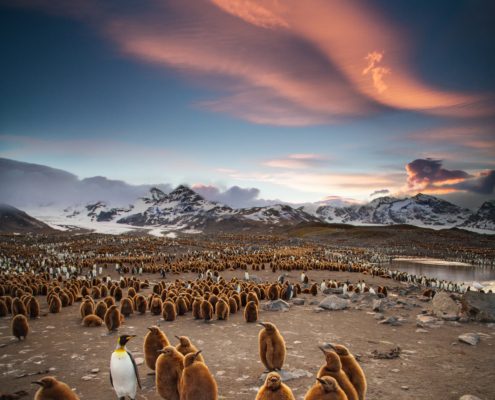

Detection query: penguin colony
xmin=0 ymin=233 xmax=492 ymax=399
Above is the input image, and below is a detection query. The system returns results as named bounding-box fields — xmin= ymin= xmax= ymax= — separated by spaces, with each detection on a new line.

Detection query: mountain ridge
xmin=46 ymin=186 xmax=494 ymax=233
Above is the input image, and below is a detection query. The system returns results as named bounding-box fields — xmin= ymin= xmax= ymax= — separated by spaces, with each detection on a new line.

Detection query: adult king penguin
xmin=110 ymin=334 xmax=141 ymax=400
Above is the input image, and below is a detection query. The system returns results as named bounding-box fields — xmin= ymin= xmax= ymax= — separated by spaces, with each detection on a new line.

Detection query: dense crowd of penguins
xmin=1 ymin=233 xmax=493 ymax=399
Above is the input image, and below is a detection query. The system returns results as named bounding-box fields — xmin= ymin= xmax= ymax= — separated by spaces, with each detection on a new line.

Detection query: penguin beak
xmin=192 ymin=350 xmax=202 ymax=360
xmin=318 ymin=346 xmax=329 ymax=354
xmin=257 ymin=322 xmax=266 ymax=327
xmin=326 ymin=343 xmax=337 ymax=351
xmin=316 ymin=378 xmax=326 ymax=385
xmin=174 ymin=335 xmax=180 ymax=340
xmin=147 ymin=327 xmax=153 ymax=331
xmin=32 ymin=381 xmax=44 ymax=387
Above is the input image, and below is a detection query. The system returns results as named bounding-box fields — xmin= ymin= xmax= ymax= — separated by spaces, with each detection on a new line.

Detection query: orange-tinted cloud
xmin=7 ymin=0 xmax=492 ymax=125
xmin=212 ymin=0 xmax=489 ymax=117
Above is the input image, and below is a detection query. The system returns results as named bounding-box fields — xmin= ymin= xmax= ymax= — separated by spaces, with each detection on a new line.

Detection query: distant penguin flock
xmin=0 ymin=232 xmax=492 ymax=399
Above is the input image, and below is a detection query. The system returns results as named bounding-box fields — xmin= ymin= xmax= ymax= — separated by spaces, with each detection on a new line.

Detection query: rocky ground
xmin=0 ymin=269 xmax=494 ymax=400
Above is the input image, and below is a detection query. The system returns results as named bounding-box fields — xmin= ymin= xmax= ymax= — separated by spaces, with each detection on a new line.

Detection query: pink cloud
xmin=9 ymin=0 xmax=492 ymax=125
xmin=212 ymin=0 xmax=489 ymax=117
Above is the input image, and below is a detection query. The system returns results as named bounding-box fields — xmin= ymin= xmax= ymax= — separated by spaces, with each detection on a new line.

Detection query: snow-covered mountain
xmin=461 ymin=200 xmax=495 ymax=231
xmin=27 ymin=187 xmax=494 ymax=233
xmin=312 ymin=194 xmax=474 ymax=228
xmin=58 ymin=185 xmax=318 ymax=231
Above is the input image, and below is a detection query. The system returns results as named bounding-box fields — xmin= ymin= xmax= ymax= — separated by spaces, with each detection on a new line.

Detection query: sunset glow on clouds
xmin=0 ymin=0 xmax=494 ymax=208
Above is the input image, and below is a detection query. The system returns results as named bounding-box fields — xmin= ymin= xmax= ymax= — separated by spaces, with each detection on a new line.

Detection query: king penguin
xmin=110 ymin=334 xmax=141 ymax=400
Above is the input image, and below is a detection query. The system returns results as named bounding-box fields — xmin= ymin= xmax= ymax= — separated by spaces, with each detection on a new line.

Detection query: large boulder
xmin=461 ymin=291 xmax=495 ymax=322
xmin=431 ymin=292 xmax=459 ymax=319
xmin=262 ymin=299 xmax=290 ymax=312
xmin=318 ymin=295 xmax=350 ymax=310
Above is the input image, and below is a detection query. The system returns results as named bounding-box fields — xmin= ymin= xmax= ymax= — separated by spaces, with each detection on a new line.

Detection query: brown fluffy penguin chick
xmin=304 ymin=376 xmax=348 ymax=400
xmin=144 ymin=326 xmax=171 ymax=371
xmin=104 ymin=305 xmax=122 ymax=332
xmin=258 ymin=322 xmax=286 ymax=372
xmin=0 ymin=299 xmax=8 ymax=317
xmin=95 ymin=301 xmax=108 ymax=320
xmin=180 ymin=351 xmax=217 ymax=400
xmin=12 ymin=297 xmax=27 ymax=316
xmin=215 ymin=299 xmax=229 ymax=320
xmin=151 ymin=297 xmax=163 ymax=316
xmin=192 ymin=297 xmax=203 ymax=319
xmin=27 ymin=297 xmax=40 ymax=319
xmin=175 ymin=335 xmax=205 ymax=363
xmin=317 ymin=348 xmax=358 ymax=400
xmin=49 ymin=295 xmax=62 ymax=313
xmin=120 ymin=298 xmax=134 ymax=317
xmin=201 ymin=300 xmax=213 ymax=322
xmin=328 ymin=344 xmax=366 ymax=400
xmin=162 ymin=301 xmax=177 ymax=321
xmin=80 ymin=300 xmax=94 ymax=318
xmin=82 ymin=314 xmax=103 ymax=327
xmin=244 ymin=300 xmax=258 ymax=323
xmin=33 ymin=376 xmax=80 ymax=400
xmin=255 ymin=372 xmax=295 ymax=400
xmin=12 ymin=314 xmax=29 ymax=340
xmin=155 ymin=346 xmax=184 ymax=400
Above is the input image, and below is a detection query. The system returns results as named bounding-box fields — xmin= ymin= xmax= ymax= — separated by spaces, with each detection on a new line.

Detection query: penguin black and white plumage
xmin=110 ymin=335 xmax=141 ymax=400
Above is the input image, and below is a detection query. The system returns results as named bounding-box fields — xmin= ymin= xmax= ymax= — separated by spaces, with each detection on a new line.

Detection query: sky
xmin=0 ymin=0 xmax=494 ymax=209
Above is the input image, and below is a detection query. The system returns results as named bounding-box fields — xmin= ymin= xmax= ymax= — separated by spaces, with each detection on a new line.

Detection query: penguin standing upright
xmin=110 ymin=335 xmax=141 ymax=400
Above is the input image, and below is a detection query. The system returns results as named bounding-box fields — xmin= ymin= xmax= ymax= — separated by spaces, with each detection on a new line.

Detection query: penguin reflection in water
xmin=110 ymin=335 xmax=141 ymax=400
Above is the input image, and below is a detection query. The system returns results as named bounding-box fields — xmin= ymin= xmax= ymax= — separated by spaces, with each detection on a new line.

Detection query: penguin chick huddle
xmin=105 ymin=322 xmax=367 ymax=400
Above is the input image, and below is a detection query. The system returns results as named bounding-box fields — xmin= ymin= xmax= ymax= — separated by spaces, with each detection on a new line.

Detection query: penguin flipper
xmin=110 ymin=370 xmax=114 ymax=388
xmin=127 ymin=351 xmax=142 ymax=389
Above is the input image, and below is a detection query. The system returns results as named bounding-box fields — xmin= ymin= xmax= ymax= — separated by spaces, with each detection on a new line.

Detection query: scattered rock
xmin=459 ymin=395 xmax=483 ymax=400
xmin=458 ymin=333 xmax=480 ymax=346
xmin=259 ymin=368 xmax=312 ymax=383
xmin=262 ymin=300 xmax=290 ymax=312
xmin=431 ymin=292 xmax=459 ymax=319
xmin=401 ymin=386 xmax=409 ymax=391
xmin=291 ymin=298 xmax=305 ymax=306
xmin=461 ymin=291 xmax=495 ymax=322
xmin=372 ymin=299 xmax=383 ymax=312
xmin=318 ymin=295 xmax=350 ymax=311
xmin=371 ymin=347 xmax=401 ymax=359
xmin=374 ymin=313 xmax=385 ymax=320
xmin=416 ymin=315 xmax=440 ymax=328
xmin=81 ymin=375 xmax=93 ymax=381
xmin=134 ymin=357 xmax=144 ymax=366
xmin=378 ymin=316 xmax=402 ymax=326
xmin=90 ymin=368 xmax=99 ymax=374
xmin=416 ymin=328 xmax=429 ymax=333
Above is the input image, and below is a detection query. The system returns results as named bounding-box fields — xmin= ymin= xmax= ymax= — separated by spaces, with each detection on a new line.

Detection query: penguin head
xmin=327 ymin=343 xmax=349 ymax=356
xmin=258 ymin=322 xmax=276 ymax=333
xmin=316 ymin=376 xmax=339 ymax=393
xmin=265 ymin=372 xmax=282 ymax=391
xmin=147 ymin=325 xmax=161 ymax=335
xmin=157 ymin=346 xmax=176 ymax=358
xmin=318 ymin=346 xmax=342 ymax=371
xmin=184 ymin=350 xmax=202 ymax=367
xmin=32 ymin=376 xmax=57 ymax=389
xmin=118 ymin=334 xmax=136 ymax=347
xmin=175 ymin=335 xmax=191 ymax=346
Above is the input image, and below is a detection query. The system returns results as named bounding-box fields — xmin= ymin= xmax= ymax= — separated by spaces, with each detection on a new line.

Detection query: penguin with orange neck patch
xmin=110 ymin=334 xmax=141 ymax=400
